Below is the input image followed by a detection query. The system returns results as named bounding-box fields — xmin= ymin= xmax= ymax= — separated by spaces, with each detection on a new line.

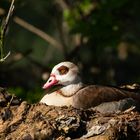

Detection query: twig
xmin=2 ymin=0 xmax=15 ymax=38
xmin=0 ymin=0 xmax=15 ymax=62
xmin=14 ymin=16 xmax=63 ymax=51
xmin=0 ymin=51 xmax=11 ymax=62
xmin=123 ymin=106 xmax=136 ymax=113
xmin=7 ymin=95 xmax=14 ymax=108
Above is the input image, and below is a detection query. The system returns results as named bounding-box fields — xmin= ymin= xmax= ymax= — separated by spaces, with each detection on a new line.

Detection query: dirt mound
xmin=0 ymin=87 xmax=140 ymax=140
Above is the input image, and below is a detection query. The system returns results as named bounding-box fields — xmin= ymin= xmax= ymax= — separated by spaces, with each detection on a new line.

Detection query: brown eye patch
xmin=58 ymin=65 xmax=69 ymax=75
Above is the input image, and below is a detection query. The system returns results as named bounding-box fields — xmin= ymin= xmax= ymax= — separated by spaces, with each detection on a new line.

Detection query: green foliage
xmin=9 ymin=87 xmax=42 ymax=103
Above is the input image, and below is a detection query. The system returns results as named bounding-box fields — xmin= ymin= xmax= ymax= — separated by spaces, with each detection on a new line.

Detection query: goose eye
xmin=58 ymin=66 xmax=69 ymax=75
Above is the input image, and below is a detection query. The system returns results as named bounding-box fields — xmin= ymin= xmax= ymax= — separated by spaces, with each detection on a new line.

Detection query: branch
xmin=2 ymin=0 xmax=15 ymax=38
xmin=0 ymin=0 xmax=15 ymax=62
xmin=13 ymin=16 xmax=63 ymax=51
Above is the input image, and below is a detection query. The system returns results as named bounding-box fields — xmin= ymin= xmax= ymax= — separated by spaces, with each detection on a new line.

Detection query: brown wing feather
xmin=73 ymin=85 xmax=140 ymax=109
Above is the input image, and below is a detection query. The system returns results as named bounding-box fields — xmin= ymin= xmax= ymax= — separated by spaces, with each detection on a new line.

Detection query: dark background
xmin=0 ymin=0 xmax=140 ymax=103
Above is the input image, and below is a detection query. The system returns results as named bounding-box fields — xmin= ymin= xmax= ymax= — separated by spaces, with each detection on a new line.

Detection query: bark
xmin=0 ymin=87 xmax=140 ymax=140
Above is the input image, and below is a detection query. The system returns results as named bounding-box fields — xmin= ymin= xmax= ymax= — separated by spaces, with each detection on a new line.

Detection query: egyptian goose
xmin=40 ymin=62 xmax=140 ymax=112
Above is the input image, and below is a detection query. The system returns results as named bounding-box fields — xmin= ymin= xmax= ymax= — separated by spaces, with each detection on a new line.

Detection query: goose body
xmin=40 ymin=62 xmax=140 ymax=111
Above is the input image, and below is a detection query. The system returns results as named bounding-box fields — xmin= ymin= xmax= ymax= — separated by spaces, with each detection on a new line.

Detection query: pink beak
xmin=42 ymin=74 xmax=58 ymax=89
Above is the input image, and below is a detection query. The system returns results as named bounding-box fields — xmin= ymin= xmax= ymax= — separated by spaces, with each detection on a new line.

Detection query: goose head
xmin=43 ymin=62 xmax=82 ymax=91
